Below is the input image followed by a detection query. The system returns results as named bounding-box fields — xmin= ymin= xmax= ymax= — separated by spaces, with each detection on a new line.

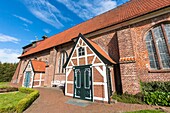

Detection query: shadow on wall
xmin=108 ymin=33 xmax=123 ymax=94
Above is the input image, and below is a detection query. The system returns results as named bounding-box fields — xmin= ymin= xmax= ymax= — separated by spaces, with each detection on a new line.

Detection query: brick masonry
xmin=11 ymin=12 xmax=170 ymax=95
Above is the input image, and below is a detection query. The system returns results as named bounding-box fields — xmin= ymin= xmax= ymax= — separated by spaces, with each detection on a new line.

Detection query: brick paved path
xmin=24 ymin=88 xmax=162 ymax=113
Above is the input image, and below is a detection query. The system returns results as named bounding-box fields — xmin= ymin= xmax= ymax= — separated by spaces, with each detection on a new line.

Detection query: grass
xmin=125 ymin=110 xmax=165 ymax=113
xmin=0 ymin=92 xmax=27 ymax=109
xmin=0 ymin=82 xmax=10 ymax=88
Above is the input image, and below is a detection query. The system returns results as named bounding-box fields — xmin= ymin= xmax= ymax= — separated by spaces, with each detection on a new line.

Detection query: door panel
xmin=24 ymin=71 xmax=31 ymax=87
xmin=74 ymin=65 xmax=92 ymax=101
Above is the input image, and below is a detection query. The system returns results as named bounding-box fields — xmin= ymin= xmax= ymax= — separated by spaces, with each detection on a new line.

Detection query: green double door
xmin=24 ymin=71 xmax=31 ymax=87
xmin=74 ymin=65 xmax=93 ymax=101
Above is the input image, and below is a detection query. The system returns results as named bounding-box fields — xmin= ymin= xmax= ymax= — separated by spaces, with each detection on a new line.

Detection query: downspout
xmin=106 ymin=65 xmax=111 ymax=104
xmin=52 ymin=47 xmax=57 ymax=81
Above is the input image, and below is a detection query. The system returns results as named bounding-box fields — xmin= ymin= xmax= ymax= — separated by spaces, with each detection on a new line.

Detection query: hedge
xmin=0 ymin=87 xmax=39 ymax=113
xmin=141 ymin=81 xmax=170 ymax=92
xmin=144 ymin=91 xmax=170 ymax=106
xmin=16 ymin=87 xmax=39 ymax=113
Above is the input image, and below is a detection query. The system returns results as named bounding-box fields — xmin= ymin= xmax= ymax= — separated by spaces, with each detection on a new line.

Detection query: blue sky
xmin=0 ymin=0 xmax=129 ymax=63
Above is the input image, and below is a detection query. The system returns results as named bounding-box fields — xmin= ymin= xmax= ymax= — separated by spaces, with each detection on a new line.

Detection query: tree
xmin=0 ymin=62 xmax=18 ymax=82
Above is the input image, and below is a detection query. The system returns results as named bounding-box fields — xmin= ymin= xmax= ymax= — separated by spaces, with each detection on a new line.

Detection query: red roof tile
xmin=31 ymin=60 xmax=46 ymax=72
xmin=20 ymin=0 xmax=170 ymax=58
xmin=86 ymin=38 xmax=116 ymax=64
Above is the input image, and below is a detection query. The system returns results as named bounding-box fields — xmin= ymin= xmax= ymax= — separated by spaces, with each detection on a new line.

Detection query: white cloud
xmin=23 ymin=0 xmax=71 ymax=29
xmin=24 ymin=29 xmax=30 ymax=32
xmin=0 ymin=49 xmax=21 ymax=63
xmin=56 ymin=0 xmax=117 ymax=20
xmin=43 ymin=29 xmax=51 ymax=34
xmin=13 ymin=14 xmax=33 ymax=24
xmin=0 ymin=33 xmax=19 ymax=43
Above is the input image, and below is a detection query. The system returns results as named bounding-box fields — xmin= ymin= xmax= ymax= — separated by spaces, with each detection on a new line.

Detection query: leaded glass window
xmin=145 ymin=23 xmax=170 ymax=69
xmin=78 ymin=47 xmax=85 ymax=56
xmin=145 ymin=31 xmax=159 ymax=69
xmin=58 ymin=51 xmax=68 ymax=73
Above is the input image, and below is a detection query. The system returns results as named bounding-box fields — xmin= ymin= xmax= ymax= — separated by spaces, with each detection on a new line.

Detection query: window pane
xmin=84 ymin=68 xmax=90 ymax=89
xmin=165 ymin=24 xmax=170 ymax=44
xmin=145 ymin=31 xmax=159 ymax=69
xmin=78 ymin=47 xmax=85 ymax=56
xmin=153 ymin=26 xmax=170 ymax=68
xmin=76 ymin=70 xmax=81 ymax=88
xmin=58 ymin=51 xmax=68 ymax=73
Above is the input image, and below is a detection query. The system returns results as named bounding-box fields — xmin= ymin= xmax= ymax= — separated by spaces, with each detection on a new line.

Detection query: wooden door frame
xmin=73 ymin=64 xmax=93 ymax=101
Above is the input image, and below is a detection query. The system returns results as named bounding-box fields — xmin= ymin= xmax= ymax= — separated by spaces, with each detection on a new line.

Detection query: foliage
xmin=144 ymin=91 xmax=170 ymax=106
xmin=0 ymin=87 xmax=18 ymax=93
xmin=18 ymin=87 xmax=35 ymax=94
xmin=0 ymin=82 xmax=10 ymax=88
xmin=16 ymin=87 xmax=39 ymax=113
xmin=0 ymin=87 xmax=39 ymax=113
xmin=125 ymin=110 xmax=165 ymax=113
xmin=0 ymin=92 xmax=27 ymax=113
xmin=112 ymin=92 xmax=144 ymax=104
xmin=141 ymin=81 xmax=170 ymax=92
xmin=0 ymin=62 xmax=18 ymax=82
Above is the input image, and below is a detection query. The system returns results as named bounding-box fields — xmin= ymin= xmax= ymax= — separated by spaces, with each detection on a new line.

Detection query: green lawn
xmin=126 ymin=110 xmax=165 ymax=113
xmin=0 ymin=82 xmax=10 ymax=88
xmin=0 ymin=92 xmax=27 ymax=109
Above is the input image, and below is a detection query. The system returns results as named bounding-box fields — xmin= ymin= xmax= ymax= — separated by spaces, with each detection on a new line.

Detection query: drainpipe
xmin=106 ymin=65 xmax=111 ymax=104
xmin=52 ymin=47 xmax=57 ymax=81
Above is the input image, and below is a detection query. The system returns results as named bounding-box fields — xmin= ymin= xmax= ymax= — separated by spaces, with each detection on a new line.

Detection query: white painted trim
xmin=65 ymin=69 xmax=68 ymax=94
xmin=66 ymin=66 xmax=73 ymax=69
xmin=39 ymin=73 xmax=42 ymax=86
xmin=103 ymin=65 xmax=108 ymax=102
xmin=70 ymin=60 xmax=74 ymax=66
xmin=93 ymin=82 xmax=105 ymax=85
xmin=66 ymin=93 xmax=73 ymax=97
xmin=67 ymin=81 xmax=74 ymax=84
xmin=66 ymin=69 xmax=72 ymax=77
xmin=92 ymin=63 xmax=105 ymax=66
xmin=95 ymin=66 xmax=104 ymax=77
xmin=92 ymin=66 xmax=94 ymax=102
xmin=93 ymin=97 xmax=108 ymax=102
xmin=85 ymin=46 xmax=88 ymax=65
xmin=76 ymin=47 xmax=79 ymax=66
xmin=33 ymin=85 xmax=40 ymax=88
xmin=34 ymin=79 xmax=45 ymax=82
xmin=92 ymin=56 xmax=96 ymax=64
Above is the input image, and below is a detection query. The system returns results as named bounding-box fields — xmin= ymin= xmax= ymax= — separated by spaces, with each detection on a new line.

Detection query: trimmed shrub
xmin=18 ymin=87 xmax=35 ymax=94
xmin=144 ymin=91 xmax=170 ymax=106
xmin=0 ymin=105 xmax=16 ymax=113
xmin=0 ymin=87 xmax=18 ymax=93
xmin=16 ymin=88 xmax=39 ymax=113
xmin=112 ymin=92 xmax=144 ymax=104
xmin=141 ymin=81 xmax=170 ymax=92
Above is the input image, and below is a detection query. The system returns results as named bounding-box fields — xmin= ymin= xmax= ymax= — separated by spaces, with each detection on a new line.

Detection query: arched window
xmin=58 ymin=51 xmax=68 ymax=73
xmin=145 ymin=23 xmax=170 ymax=69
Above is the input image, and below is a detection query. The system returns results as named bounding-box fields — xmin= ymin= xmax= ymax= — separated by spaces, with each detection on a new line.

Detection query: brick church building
xmin=11 ymin=0 xmax=170 ymax=102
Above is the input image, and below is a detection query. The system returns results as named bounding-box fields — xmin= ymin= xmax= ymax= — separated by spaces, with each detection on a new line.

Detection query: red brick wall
xmin=94 ymin=85 xmax=104 ymax=98
xmin=117 ymin=13 xmax=170 ymax=94
xmin=67 ymin=84 xmax=73 ymax=94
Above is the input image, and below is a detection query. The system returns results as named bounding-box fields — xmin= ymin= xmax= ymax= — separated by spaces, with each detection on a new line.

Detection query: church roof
xmin=19 ymin=0 xmax=170 ymax=58
xmin=31 ymin=60 xmax=46 ymax=72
